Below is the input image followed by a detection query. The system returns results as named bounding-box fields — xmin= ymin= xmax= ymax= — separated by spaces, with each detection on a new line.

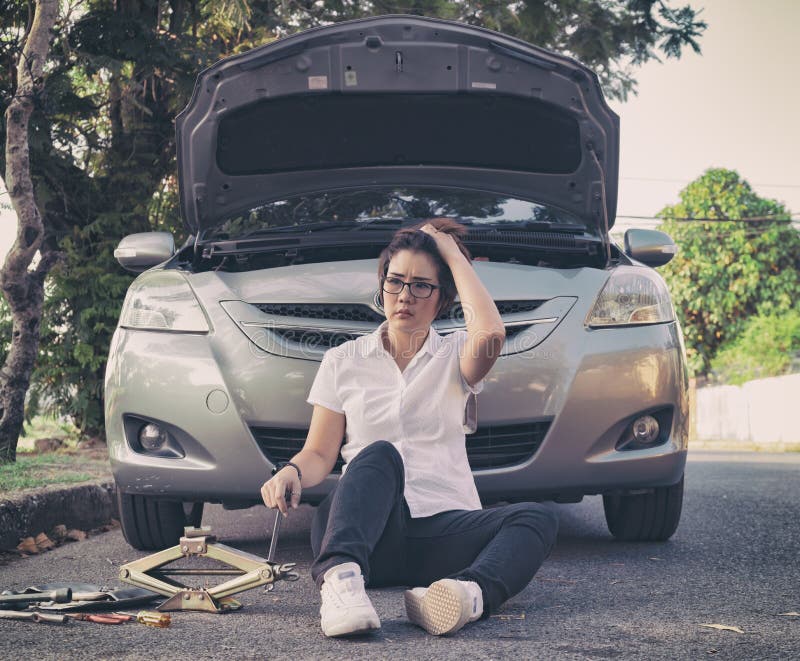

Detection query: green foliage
xmin=20 ymin=414 xmax=81 ymax=445
xmin=657 ymin=168 xmax=800 ymax=376
xmin=710 ymin=309 xmax=800 ymax=385
xmin=26 ymin=200 xmax=159 ymax=435
xmin=0 ymin=0 xmax=707 ymax=439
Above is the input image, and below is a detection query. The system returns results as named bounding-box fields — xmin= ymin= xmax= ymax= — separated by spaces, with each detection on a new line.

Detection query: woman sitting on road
xmin=261 ymin=218 xmax=559 ymax=638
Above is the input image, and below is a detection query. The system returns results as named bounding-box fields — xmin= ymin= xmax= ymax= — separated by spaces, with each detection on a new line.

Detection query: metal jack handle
xmin=264 ymin=510 xmax=285 ymax=593
xmin=267 ymin=509 xmax=282 ymax=564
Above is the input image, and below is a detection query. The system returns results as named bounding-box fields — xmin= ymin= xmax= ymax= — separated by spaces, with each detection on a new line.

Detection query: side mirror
xmin=114 ymin=232 xmax=175 ymax=273
xmin=624 ymin=228 xmax=677 ymax=267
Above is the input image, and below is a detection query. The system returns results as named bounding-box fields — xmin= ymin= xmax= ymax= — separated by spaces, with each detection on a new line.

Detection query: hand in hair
xmin=419 ymin=222 xmax=467 ymax=267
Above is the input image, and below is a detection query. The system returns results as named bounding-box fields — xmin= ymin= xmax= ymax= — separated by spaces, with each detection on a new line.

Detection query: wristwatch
xmin=272 ymin=461 xmax=302 ymax=481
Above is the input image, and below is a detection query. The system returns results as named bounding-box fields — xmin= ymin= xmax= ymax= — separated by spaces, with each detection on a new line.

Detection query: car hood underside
xmin=176 ymin=15 xmax=619 ymax=235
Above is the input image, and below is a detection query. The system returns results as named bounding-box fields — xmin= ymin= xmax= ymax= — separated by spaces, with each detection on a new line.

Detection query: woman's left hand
xmin=419 ymin=222 xmax=465 ymax=266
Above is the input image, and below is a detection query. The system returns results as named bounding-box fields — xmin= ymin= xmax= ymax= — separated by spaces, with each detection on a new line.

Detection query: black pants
xmin=310 ymin=440 xmax=559 ymax=616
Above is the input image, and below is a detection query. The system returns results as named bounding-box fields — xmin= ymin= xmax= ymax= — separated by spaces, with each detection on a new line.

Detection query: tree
xmin=657 ymin=168 xmax=800 ymax=376
xmin=261 ymin=0 xmax=708 ymax=101
xmin=0 ymin=0 xmax=707 ymax=457
xmin=710 ymin=309 xmax=800 ymax=385
xmin=0 ymin=0 xmax=59 ymax=463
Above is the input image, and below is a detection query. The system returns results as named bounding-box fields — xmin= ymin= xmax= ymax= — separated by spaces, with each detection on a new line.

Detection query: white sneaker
xmin=319 ymin=562 xmax=381 ymax=637
xmin=404 ymin=578 xmax=484 ymax=635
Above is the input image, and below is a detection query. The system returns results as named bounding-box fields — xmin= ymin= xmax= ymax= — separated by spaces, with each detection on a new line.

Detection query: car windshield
xmin=203 ymin=187 xmax=591 ymax=241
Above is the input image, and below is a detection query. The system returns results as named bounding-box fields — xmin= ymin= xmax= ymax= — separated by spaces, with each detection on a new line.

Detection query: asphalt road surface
xmin=1 ymin=450 xmax=798 ymax=660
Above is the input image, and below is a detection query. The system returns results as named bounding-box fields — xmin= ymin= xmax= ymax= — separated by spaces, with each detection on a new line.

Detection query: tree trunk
xmin=0 ymin=0 xmax=60 ymax=463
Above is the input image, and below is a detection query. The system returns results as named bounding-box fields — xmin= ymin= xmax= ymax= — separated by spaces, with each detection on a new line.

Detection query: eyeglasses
xmin=381 ymin=276 xmax=442 ymax=299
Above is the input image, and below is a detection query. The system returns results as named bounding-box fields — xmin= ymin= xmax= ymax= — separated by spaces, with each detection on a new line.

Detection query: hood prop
xmin=588 ymin=144 xmax=612 ymax=266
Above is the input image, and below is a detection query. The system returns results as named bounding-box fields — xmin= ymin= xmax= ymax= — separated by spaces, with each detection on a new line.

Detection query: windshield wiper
xmin=213 ymin=217 xmax=406 ymax=241
xmin=465 ymin=221 xmax=592 ymax=234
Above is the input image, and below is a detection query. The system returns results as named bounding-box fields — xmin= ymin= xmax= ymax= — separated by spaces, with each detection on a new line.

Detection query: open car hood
xmin=176 ymin=15 xmax=619 ymax=235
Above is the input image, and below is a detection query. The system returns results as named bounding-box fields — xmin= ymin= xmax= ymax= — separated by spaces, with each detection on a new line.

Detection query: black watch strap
xmin=272 ymin=461 xmax=302 ymax=482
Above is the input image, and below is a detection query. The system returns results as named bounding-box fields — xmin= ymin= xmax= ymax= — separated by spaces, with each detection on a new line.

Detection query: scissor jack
xmin=118 ymin=518 xmax=298 ymax=613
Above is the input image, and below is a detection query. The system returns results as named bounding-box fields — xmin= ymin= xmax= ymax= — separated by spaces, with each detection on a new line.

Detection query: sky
xmin=2 ymin=0 xmax=799 ymax=263
xmin=607 ymin=0 xmax=800 ymax=235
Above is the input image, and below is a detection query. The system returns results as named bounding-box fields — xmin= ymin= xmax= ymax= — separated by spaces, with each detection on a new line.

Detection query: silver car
xmin=106 ymin=15 xmax=689 ymax=551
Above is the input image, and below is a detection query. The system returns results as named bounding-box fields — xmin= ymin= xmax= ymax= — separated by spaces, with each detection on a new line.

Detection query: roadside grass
xmin=0 ymin=452 xmax=112 ymax=493
xmin=0 ymin=454 xmax=95 ymax=491
xmin=2 ymin=415 xmax=111 ymax=496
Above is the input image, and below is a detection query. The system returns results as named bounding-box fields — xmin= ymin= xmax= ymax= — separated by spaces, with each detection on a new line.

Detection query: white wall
xmin=695 ymin=373 xmax=800 ymax=443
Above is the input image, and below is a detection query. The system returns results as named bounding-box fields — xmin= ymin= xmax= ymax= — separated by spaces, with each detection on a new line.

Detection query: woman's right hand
xmin=260 ymin=466 xmax=302 ymax=517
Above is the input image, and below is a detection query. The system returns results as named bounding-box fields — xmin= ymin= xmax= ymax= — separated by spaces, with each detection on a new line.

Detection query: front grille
xmin=444 ymin=300 xmax=544 ymax=321
xmin=250 ymin=420 xmax=551 ymax=473
xmin=251 ymin=300 xmax=545 ymax=350
xmin=254 ymin=303 xmax=384 ymax=322
xmin=270 ymin=322 xmax=531 ymax=349
xmin=251 ymin=427 xmax=346 ymax=472
xmin=465 ymin=421 xmax=551 ymax=469
xmin=496 ymin=301 xmax=544 ymax=315
xmin=271 ymin=328 xmax=363 ymax=349
xmin=253 ymin=300 xmax=544 ymax=322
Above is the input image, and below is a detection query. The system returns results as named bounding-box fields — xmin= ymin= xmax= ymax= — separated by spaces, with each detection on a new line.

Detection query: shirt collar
xmin=366 ymin=319 xmax=442 ymax=358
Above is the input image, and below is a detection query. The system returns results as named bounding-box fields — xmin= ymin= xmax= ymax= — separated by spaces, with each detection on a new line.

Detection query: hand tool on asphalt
xmin=33 ymin=582 xmax=161 ymax=613
xmin=7 ymin=583 xmax=160 ymax=612
xmin=0 ymin=610 xmax=69 ymax=624
xmin=66 ymin=612 xmax=132 ymax=625
xmin=0 ymin=587 xmax=72 ymax=608
xmin=113 ymin=610 xmax=172 ymax=628
xmin=118 ymin=525 xmax=299 ymax=613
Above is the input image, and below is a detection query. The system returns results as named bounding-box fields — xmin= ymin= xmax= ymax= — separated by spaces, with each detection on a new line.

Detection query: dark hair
xmin=376 ymin=217 xmax=472 ymax=318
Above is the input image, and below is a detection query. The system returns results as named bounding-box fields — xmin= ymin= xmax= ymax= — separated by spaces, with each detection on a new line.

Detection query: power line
xmin=615 ymin=213 xmax=800 ymax=221
xmin=620 ymin=176 xmax=800 ymax=189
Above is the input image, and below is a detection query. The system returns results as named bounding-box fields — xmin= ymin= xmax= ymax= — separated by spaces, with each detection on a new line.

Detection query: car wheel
xmin=603 ymin=475 xmax=684 ymax=541
xmin=116 ymin=487 xmax=205 ymax=551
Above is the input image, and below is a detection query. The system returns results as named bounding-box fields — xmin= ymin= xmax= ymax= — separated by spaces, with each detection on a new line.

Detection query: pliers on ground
xmin=67 ymin=612 xmax=132 ymax=625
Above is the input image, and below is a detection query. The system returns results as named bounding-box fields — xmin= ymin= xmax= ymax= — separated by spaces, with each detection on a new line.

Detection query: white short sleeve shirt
xmin=306 ymin=320 xmax=484 ymax=518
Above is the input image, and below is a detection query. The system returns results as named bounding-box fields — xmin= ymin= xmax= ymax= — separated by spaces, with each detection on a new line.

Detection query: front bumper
xmin=105 ymin=306 xmax=688 ymax=505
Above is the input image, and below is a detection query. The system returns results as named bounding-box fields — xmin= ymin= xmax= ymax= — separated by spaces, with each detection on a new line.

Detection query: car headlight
xmin=586 ymin=266 xmax=675 ymax=328
xmin=120 ymin=270 xmax=209 ymax=332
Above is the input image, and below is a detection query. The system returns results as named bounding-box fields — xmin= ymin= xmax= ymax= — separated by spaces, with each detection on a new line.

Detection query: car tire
xmin=116 ymin=487 xmax=205 ymax=551
xmin=603 ymin=475 xmax=684 ymax=541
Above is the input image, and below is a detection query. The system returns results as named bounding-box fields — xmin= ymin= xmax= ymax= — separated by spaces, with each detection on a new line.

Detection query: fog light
xmin=631 ymin=415 xmax=660 ymax=444
xmin=139 ymin=423 xmax=167 ymax=451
